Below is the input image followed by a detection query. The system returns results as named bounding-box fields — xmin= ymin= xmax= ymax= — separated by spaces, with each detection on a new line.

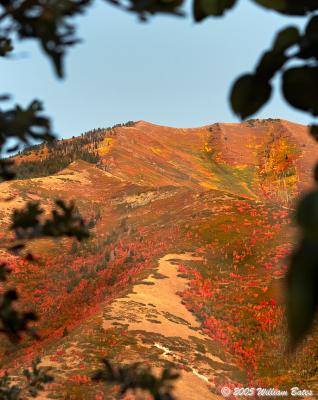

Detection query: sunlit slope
xmin=12 ymin=119 xmax=318 ymax=202
xmin=0 ymin=159 xmax=180 ymax=228
xmin=2 ymin=119 xmax=318 ymax=398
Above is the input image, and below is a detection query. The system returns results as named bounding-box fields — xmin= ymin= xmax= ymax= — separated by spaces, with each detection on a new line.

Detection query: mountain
xmin=11 ymin=118 xmax=317 ymax=201
xmin=1 ymin=119 xmax=317 ymax=400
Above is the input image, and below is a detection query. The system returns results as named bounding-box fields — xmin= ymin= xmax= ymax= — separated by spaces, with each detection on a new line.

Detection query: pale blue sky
xmin=0 ymin=1 xmax=309 ymax=139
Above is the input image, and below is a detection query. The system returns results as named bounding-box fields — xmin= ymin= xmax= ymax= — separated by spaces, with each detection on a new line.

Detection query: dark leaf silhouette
xmin=272 ymin=26 xmax=299 ymax=52
xmin=286 ymin=237 xmax=318 ymax=349
xmin=298 ymin=14 xmax=318 ymax=59
xmin=105 ymin=0 xmax=185 ymax=21
xmin=0 ymin=37 xmax=13 ymax=57
xmin=310 ymin=124 xmax=318 ymax=141
xmin=297 ymin=190 xmax=318 ymax=238
xmin=252 ymin=0 xmax=318 ymax=15
xmin=0 ymin=288 xmax=38 ymax=343
xmin=0 ymin=1 xmax=93 ymax=77
xmin=93 ymin=359 xmax=179 ymax=400
xmin=230 ymin=74 xmax=271 ymax=119
xmin=285 ymin=190 xmax=318 ymax=348
xmin=0 ymin=100 xmax=55 ymax=181
xmin=0 ymin=263 xmax=11 ymax=282
xmin=0 ymin=358 xmax=53 ymax=399
xmin=255 ymin=50 xmax=287 ymax=80
xmin=0 ymin=159 xmax=16 ymax=181
xmin=0 ymin=264 xmax=38 ymax=343
xmin=23 ymin=358 xmax=54 ymax=398
xmin=282 ymin=67 xmax=318 ymax=116
xmin=10 ymin=200 xmax=90 ymax=242
xmin=193 ymin=0 xmax=237 ymax=21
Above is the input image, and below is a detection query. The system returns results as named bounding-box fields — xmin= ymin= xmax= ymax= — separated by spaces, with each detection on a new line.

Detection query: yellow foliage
xmin=260 ymin=137 xmax=297 ymax=178
xmin=235 ymin=164 xmax=249 ymax=170
xmin=98 ymin=137 xmax=113 ymax=156
xmin=240 ymin=182 xmax=258 ymax=199
xmin=199 ymin=181 xmax=217 ymax=190
xmin=246 ymin=143 xmax=261 ymax=149
xmin=203 ymin=142 xmax=213 ymax=153
xmin=151 ymin=147 xmax=162 ymax=155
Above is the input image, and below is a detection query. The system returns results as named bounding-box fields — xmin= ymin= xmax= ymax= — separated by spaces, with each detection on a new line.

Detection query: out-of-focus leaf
xmin=1 ymin=0 xmax=93 ymax=77
xmin=305 ymin=13 xmax=318 ymax=37
xmin=42 ymin=199 xmax=90 ymax=240
xmin=0 ymin=95 xmax=11 ymax=102
xmin=0 ymin=372 xmax=21 ymax=400
xmin=93 ymin=359 xmax=179 ymax=400
xmin=297 ymin=190 xmax=318 ymax=238
xmin=0 ymin=358 xmax=53 ymax=399
xmin=252 ymin=0 xmax=286 ymax=12
xmin=0 ymin=100 xmax=55 ymax=156
xmin=230 ymin=74 xmax=271 ymax=119
xmin=273 ymin=26 xmax=300 ymax=52
xmin=282 ymin=66 xmax=318 ymax=116
xmin=314 ymin=161 xmax=318 ymax=183
xmin=8 ymin=243 xmax=25 ymax=254
xmin=255 ymin=50 xmax=287 ymax=80
xmin=10 ymin=202 xmax=43 ymax=238
xmin=193 ymin=0 xmax=237 ymax=21
xmin=23 ymin=358 xmax=54 ymax=398
xmin=10 ymin=200 xmax=90 ymax=242
xmin=0 ymin=159 xmax=16 ymax=181
xmin=107 ymin=0 xmax=185 ymax=21
xmin=0 ymin=37 xmax=13 ymax=57
xmin=0 ymin=289 xmax=38 ymax=343
xmin=310 ymin=124 xmax=318 ymax=141
xmin=286 ymin=238 xmax=318 ymax=349
xmin=298 ymin=14 xmax=318 ymax=59
xmin=6 ymin=144 xmax=20 ymax=153
xmin=253 ymin=0 xmax=318 ymax=15
xmin=0 ymin=263 xmax=11 ymax=282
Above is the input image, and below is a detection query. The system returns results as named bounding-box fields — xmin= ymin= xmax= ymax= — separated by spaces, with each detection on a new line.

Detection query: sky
xmin=0 ymin=1 xmax=310 ymax=140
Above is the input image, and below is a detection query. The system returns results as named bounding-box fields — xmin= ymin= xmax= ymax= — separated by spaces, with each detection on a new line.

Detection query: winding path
xmin=37 ymin=253 xmax=234 ymax=399
xmin=102 ymin=253 xmax=233 ymax=400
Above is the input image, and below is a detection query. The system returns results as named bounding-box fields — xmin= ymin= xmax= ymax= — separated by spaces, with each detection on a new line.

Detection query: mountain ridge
xmin=9 ymin=118 xmax=318 ymax=205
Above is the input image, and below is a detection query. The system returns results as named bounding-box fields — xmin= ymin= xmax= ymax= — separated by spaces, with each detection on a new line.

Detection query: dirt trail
xmin=103 ymin=253 xmax=209 ymax=339
xmin=102 ymin=253 xmax=233 ymax=400
xmin=37 ymin=253 xmax=233 ymax=399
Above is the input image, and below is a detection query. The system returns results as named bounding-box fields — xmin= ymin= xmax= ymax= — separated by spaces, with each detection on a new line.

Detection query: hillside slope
xmin=1 ymin=119 xmax=318 ymax=399
xmin=11 ymin=119 xmax=317 ymax=202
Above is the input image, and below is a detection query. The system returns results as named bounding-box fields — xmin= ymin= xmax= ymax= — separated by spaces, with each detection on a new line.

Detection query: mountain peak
xmin=8 ymin=118 xmax=317 ymax=204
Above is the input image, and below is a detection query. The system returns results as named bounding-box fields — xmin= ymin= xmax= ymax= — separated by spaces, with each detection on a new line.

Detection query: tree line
xmin=7 ymin=121 xmax=136 ymax=180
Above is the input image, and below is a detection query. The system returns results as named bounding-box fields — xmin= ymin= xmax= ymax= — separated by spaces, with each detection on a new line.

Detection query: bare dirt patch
xmin=102 ymin=253 xmax=235 ymax=399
